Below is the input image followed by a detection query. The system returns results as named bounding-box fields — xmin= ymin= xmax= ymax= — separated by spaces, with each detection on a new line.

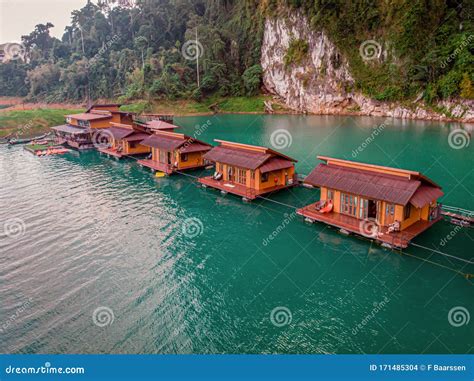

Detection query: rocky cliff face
xmin=261 ymin=13 xmax=474 ymax=123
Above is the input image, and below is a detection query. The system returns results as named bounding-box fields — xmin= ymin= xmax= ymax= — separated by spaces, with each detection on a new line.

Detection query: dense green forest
xmin=0 ymin=0 xmax=473 ymax=105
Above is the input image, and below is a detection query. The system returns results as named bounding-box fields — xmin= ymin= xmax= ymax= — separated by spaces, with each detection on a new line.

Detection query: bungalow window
xmin=181 ymin=153 xmax=188 ymax=162
xmin=250 ymin=170 xmax=255 ymax=180
xmin=236 ymin=168 xmax=246 ymax=185
xmin=340 ymin=193 xmax=358 ymax=217
xmin=359 ymin=198 xmax=369 ymax=219
xmin=327 ymin=189 xmax=334 ymax=201
xmin=129 ymin=142 xmax=137 ymax=149
xmin=385 ymin=204 xmax=395 ymax=216
xmin=404 ymin=204 xmax=411 ymax=219
xmin=261 ymin=172 xmax=269 ymax=182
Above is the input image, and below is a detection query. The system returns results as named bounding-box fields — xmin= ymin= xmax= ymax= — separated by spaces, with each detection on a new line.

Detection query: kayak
xmin=8 ymin=134 xmax=47 ymax=145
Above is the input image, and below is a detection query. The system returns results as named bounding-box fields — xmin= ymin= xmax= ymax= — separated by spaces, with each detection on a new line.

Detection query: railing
xmin=136 ymin=114 xmax=174 ymax=123
xmin=441 ymin=205 xmax=474 ymax=218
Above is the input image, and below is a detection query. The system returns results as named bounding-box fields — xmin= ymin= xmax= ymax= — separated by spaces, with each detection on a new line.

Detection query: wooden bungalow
xmin=51 ymin=104 xmax=135 ymax=150
xmin=97 ymin=123 xmax=151 ymax=159
xmin=198 ymin=140 xmax=298 ymax=200
xmin=297 ymin=156 xmax=444 ymax=249
xmin=137 ymin=131 xmax=212 ymax=175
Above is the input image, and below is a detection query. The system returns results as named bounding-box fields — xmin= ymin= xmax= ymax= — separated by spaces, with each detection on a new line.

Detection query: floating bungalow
xmin=297 ymin=156 xmax=444 ymax=249
xmin=137 ymin=131 xmax=212 ymax=175
xmin=198 ymin=140 xmax=297 ymax=200
xmin=51 ymin=104 xmax=134 ymax=150
xmin=97 ymin=123 xmax=151 ymax=159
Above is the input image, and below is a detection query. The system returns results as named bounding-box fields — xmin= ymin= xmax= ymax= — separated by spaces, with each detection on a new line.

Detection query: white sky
xmin=0 ymin=0 xmax=88 ymax=43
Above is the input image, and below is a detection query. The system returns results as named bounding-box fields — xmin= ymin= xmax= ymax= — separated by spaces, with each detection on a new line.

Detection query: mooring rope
xmin=409 ymin=243 xmax=474 ymax=265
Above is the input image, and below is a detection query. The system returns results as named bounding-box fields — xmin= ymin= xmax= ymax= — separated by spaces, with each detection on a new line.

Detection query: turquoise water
xmin=0 ymin=114 xmax=472 ymax=354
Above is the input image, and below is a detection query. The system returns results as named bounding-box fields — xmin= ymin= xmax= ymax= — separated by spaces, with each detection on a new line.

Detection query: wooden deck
xmin=66 ymin=140 xmax=95 ymax=150
xmin=137 ymin=159 xmax=173 ymax=174
xmin=198 ymin=176 xmax=295 ymax=200
xmin=98 ymin=147 xmax=124 ymax=158
xmin=297 ymin=201 xmax=442 ymax=249
xmin=137 ymin=160 xmax=208 ymax=175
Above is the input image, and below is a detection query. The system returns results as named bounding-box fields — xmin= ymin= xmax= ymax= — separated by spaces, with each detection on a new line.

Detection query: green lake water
xmin=0 ymin=114 xmax=472 ymax=354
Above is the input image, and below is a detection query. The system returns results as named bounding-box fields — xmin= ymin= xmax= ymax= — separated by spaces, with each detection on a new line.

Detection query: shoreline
xmin=0 ymin=97 xmax=473 ymax=138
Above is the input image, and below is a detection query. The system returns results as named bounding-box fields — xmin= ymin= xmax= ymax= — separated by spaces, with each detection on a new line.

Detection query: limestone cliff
xmin=261 ymin=13 xmax=474 ymax=123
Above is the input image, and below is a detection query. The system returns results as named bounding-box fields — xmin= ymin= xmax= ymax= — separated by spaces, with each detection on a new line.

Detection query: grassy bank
xmin=121 ymin=95 xmax=289 ymax=115
xmin=0 ymin=108 xmax=83 ymax=138
xmin=0 ymin=96 xmax=290 ymax=138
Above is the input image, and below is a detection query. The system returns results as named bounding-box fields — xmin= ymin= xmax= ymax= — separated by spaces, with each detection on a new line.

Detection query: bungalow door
xmin=250 ymin=170 xmax=256 ymax=188
xmin=159 ymin=150 xmax=167 ymax=164
xmin=385 ymin=203 xmax=395 ymax=225
xmin=228 ymin=166 xmax=235 ymax=182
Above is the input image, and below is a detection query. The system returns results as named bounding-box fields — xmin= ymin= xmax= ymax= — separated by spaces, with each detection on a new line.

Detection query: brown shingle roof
xmin=141 ymin=134 xmax=183 ymax=151
xmin=305 ymin=163 xmax=421 ymax=205
xmin=107 ymin=127 xmax=134 ymax=140
xmin=203 ymin=145 xmax=271 ymax=170
xmin=179 ymin=143 xmax=212 ymax=153
xmin=51 ymin=124 xmax=88 ymax=135
xmin=260 ymin=157 xmax=294 ymax=173
xmin=410 ymin=185 xmax=444 ymax=208
xmin=67 ymin=112 xmax=112 ymax=121
xmin=123 ymin=132 xmax=150 ymax=142
xmin=144 ymin=120 xmax=179 ymax=130
xmin=140 ymin=132 xmax=211 ymax=152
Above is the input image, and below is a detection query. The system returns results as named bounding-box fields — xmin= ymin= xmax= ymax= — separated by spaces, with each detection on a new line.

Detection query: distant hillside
xmin=0 ymin=0 xmax=472 ymax=118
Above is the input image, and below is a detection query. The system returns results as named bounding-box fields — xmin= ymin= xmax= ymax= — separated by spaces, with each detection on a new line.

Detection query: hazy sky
xmin=0 ymin=0 xmax=88 ymax=43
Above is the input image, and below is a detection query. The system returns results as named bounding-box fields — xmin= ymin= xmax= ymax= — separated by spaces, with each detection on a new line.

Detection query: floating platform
xmin=198 ymin=176 xmax=296 ymax=200
xmin=98 ymin=147 xmax=124 ymax=159
xmin=24 ymin=142 xmax=70 ymax=156
xmin=137 ymin=159 xmax=207 ymax=175
xmin=296 ymin=201 xmax=442 ymax=249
